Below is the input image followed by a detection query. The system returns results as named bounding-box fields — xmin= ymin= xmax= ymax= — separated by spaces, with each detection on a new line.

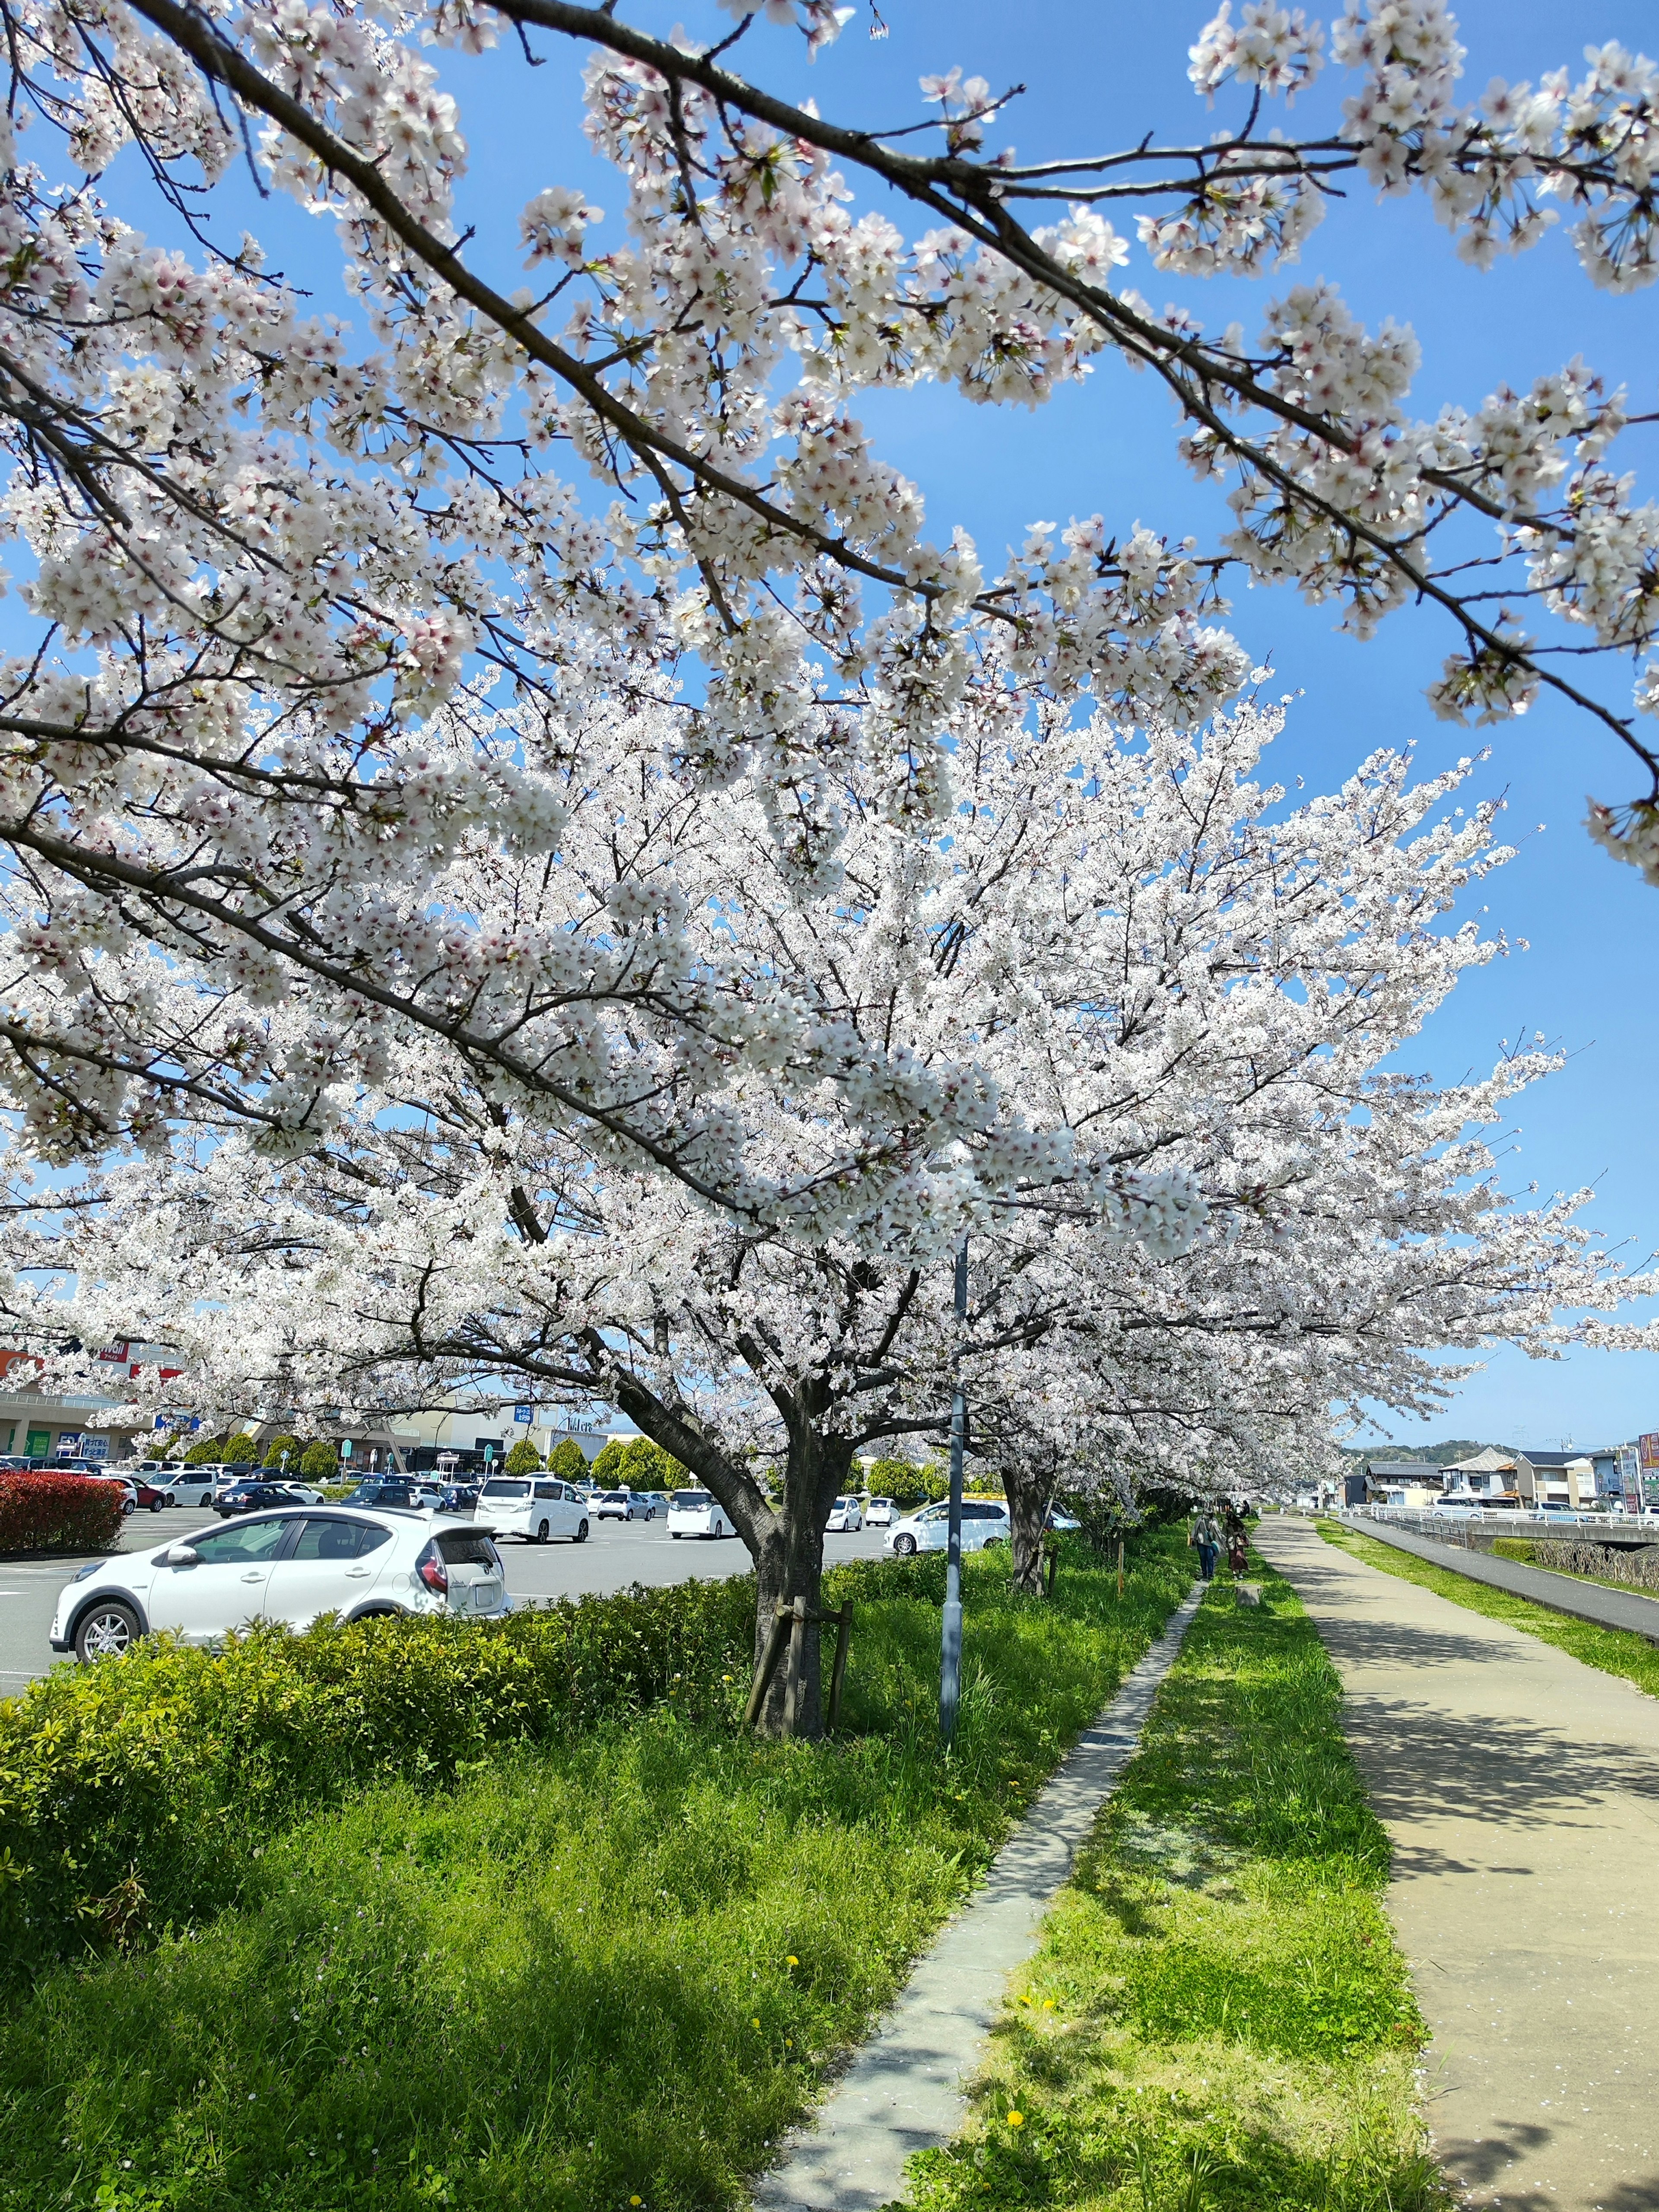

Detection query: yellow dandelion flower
xmin=1006 ymin=2111 xmax=1024 ymax=2129
xmin=787 ymin=1955 xmax=799 ymax=1967
xmin=752 ymin=2017 xmax=761 ymax=2028
xmin=1042 ymin=1998 xmax=1055 ymax=2011
xmin=630 ymin=2199 xmax=642 ymax=2207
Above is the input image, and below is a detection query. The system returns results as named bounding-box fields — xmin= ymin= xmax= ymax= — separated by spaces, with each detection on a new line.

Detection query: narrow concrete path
xmin=1347 ymin=1517 xmax=1659 ymax=1643
xmin=1257 ymin=1516 xmax=1659 ymax=2212
xmin=753 ymin=1581 xmax=1205 ymax=2212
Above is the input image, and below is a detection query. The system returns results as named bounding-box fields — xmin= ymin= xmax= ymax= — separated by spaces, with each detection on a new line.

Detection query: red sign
xmin=1640 ymin=1433 xmax=1659 ymax=1469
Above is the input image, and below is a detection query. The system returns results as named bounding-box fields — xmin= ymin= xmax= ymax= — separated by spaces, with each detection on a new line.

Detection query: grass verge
xmin=902 ymin=1551 xmax=1448 ymax=2212
xmin=1318 ymin=1521 xmax=1659 ymax=1700
xmin=0 ymin=1534 xmax=1191 ymax=2212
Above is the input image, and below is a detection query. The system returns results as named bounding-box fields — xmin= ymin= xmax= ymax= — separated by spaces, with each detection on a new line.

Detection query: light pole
xmin=939 ymin=1232 xmax=969 ymax=1748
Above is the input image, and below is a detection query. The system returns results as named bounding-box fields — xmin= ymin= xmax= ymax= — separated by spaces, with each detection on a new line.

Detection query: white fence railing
xmin=1344 ymin=1504 xmax=1659 ymax=1544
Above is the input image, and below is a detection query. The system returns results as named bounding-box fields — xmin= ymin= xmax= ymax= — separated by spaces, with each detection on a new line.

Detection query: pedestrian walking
xmin=1189 ymin=1508 xmax=1221 ymax=1581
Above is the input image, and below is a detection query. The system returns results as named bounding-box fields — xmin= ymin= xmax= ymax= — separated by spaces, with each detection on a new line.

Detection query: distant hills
xmin=1336 ymin=1438 xmax=1517 ymax=1467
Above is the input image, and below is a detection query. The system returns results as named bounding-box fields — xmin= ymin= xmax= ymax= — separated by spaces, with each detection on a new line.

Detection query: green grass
xmin=902 ymin=1551 xmax=1449 ymax=2212
xmin=1318 ymin=1521 xmax=1659 ymax=1700
xmin=0 ymin=1535 xmax=1192 ymax=2212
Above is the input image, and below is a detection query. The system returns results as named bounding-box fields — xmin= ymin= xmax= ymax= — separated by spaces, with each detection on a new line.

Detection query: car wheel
xmin=149 ymin=1497 xmax=163 ymax=1512
xmin=575 ymin=1519 xmax=589 ymax=1544
xmin=536 ymin=1519 xmax=550 ymax=1544
xmin=894 ymin=1533 xmax=917 ymax=1557
xmin=671 ymin=1530 xmax=681 ymax=1540
xmin=120 ymin=1499 xmax=135 ymax=1516
xmin=75 ymin=1600 xmax=142 ymax=1662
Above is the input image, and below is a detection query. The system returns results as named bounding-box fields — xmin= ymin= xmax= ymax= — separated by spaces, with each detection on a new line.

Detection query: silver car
xmin=49 ymin=1508 xmax=511 ymax=1661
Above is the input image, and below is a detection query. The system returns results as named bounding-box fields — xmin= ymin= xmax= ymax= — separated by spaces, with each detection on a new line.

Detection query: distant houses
xmin=1345 ymin=1442 xmax=1632 ymax=1511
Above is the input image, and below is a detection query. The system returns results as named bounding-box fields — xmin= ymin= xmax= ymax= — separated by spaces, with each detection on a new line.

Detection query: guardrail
xmin=1343 ymin=1504 xmax=1659 ymax=1549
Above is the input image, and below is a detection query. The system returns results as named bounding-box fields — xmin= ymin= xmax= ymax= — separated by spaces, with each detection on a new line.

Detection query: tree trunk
xmin=750 ymin=1425 xmax=852 ymax=1739
xmin=1002 ymin=1459 xmax=1051 ymax=1595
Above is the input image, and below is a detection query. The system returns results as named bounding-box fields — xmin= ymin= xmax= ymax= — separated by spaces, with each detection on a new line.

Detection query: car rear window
xmin=671 ymin=1491 xmax=711 ymax=1507
xmin=437 ymin=1530 xmax=501 ymax=1568
xmin=481 ymin=1480 xmax=528 ymax=1500
xmin=355 ymin=1523 xmax=393 ymax=1554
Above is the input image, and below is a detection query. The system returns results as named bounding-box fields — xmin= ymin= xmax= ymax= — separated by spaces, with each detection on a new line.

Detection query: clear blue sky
xmin=105 ymin=0 xmax=1659 ymax=1448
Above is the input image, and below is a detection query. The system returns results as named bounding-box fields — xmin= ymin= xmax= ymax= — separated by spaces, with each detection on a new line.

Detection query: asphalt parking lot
xmin=0 ymin=1504 xmax=892 ymax=1694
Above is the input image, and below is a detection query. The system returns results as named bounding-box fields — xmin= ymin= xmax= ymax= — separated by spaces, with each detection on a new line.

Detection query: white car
xmin=865 ymin=1497 xmax=897 ymax=1527
xmin=594 ymin=1488 xmax=641 ymax=1522
xmin=668 ymin=1487 xmax=732 ymax=1539
xmin=826 ymin=1495 xmax=864 ymax=1533
xmin=476 ymin=1474 xmax=589 ymax=1543
xmin=50 ymin=1507 xmax=511 ymax=1660
xmin=885 ymin=1498 xmax=1010 ymax=1557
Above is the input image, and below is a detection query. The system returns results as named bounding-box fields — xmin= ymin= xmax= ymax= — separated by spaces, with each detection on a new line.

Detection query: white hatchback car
xmin=885 ymin=1499 xmax=1010 ymax=1557
xmin=667 ymin=1488 xmax=733 ymax=1539
xmin=826 ymin=1495 xmax=864 ymax=1532
xmin=50 ymin=1508 xmax=510 ymax=1660
xmin=475 ymin=1474 xmax=589 ymax=1544
xmin=865 ymin=1497 xmax=897 ymax=1526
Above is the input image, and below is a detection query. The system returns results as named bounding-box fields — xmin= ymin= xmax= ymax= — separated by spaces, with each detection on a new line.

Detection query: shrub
xmin=181 ymin=1437 xmax=221 ymax=1465
xmin=299 ymin=1439 xmax=338 ymax=1479
xmin=504 ymin=1438 xmax=542 ymax=1475
xmin=622 ymin=1435 xmax=684 ymax=1487
xmin=219 ymin=1432 xmax=258 ymax=1465
xmin=0 ymin=1572 xmax=758 ymax=1986
xmin=588 ymin=1437 xmax=626 ymax=1484
xmin=261 ymin=1433 xmax=301 ymax=1470
xmin=547 ymin=1438 xmax=588 ymax=1482
xmin=863 ymin=1455 xmax=944 ymax=1509
xmin=0 ymin=1474 xmax=125 ymax=1555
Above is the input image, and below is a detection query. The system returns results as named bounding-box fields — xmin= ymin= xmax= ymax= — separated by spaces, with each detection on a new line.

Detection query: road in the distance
xmin=0 ymin=1505 xmax=891 ymax=1697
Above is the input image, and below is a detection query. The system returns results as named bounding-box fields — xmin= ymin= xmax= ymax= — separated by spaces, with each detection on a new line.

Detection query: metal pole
xmin=939 ymin=1232 xmax=968 ymax=1748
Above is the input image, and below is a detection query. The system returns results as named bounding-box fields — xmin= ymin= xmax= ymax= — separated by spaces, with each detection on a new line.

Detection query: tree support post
xmin=827 ymin=1601 xmax=853 ymax=1731
xmin=939 ymin=1232 xmax=969 ymax=1749
xmin=744 ymin=1597 xmax=856 ymax=1734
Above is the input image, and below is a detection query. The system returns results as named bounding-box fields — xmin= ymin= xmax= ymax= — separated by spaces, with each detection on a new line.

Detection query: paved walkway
xmin=753 ymin=1582 xmax=1205 ymax=2212
xmin=1345 ymin=1518 xmax=1659 ymax=1643
xmin=1257 ymin=1517 xmax=1659 ymax=2212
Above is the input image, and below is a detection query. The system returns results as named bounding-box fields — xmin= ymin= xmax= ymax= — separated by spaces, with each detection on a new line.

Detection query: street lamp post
xmin=939 ymin=1233 xmax=969 ymax=1748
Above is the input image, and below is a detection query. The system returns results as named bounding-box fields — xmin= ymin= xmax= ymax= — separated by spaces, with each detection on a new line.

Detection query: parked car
xmin=594 ymin=1488 xmax=640 ymax=1522
xmin=667 ymin=1488 xmax=733 ymax=1540
xmin=476 ymin=1474 xmax=589 ymax=1544
xmin=79 ymin=1473 xmax=138 ymax=1516
xmin=159 ymin=1466 xmax=220 ymax=1508
xmin=130 ymin=1474 xmax=175 ymax=1512
xmin=885 ymin=1498 xmax=1011 ymax=1557
xmin=826 ymin=1495 xmax=864 ymax=1533
xmin=217 ymin=1479 xmax=324 ymax=1517
xmin=864 ymin=1497 xmax=897 ymax=1527
xmin=1046 ymin=1508 xmax=1081 ymax=1532
xmin=341 ymin=1478 xmax=432 ymax=1510
xmin=439 ymin=1482 xmax=481 ymax=1513
xmin=50 ymin=1509 xmax=511 ymax=1659
xmin=629 ymin=1490 xmax=669 ymax=1520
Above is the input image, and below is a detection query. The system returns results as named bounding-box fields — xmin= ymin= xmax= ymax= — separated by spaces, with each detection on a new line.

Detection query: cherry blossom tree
xmin=16 ymin=691 xmax=1650 ymax=1723
xmin=0 ymin=0 xmax=1658 ymax=1203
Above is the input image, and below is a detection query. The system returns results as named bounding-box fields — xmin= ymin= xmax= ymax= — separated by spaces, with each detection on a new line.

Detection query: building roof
xmin=1362 ymin=1460 xmax=1443 ymax=1479
xmin=1444 ymin=1446 xmax=1516 ymax=1473
xmin=1515 ymin=1449 xmax=1592 ymax=1468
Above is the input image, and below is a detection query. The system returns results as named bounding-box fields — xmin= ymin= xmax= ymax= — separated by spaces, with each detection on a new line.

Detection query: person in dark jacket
xmin=1189 ymin=1509 xmax=1222 ymax=1580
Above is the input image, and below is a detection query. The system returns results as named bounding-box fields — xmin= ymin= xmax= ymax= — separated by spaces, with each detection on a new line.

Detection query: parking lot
xmin=0 ymin=1503 xmax=892 ymax=1694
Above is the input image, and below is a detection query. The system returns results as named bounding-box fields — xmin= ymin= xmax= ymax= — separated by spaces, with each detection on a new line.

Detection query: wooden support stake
xmin=827 ymin=1602 xmax=853 ymax=1730
xmin=781 ymin=1596 xmax=808 ymax=1736
xmin=743 ymin=1599 xmax=794 ymax=1731
xmin=1117 ymin=1536 xmax=1125 ymax=1600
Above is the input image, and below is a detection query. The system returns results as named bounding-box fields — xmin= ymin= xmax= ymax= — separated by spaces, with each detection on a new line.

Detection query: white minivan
xmin=667 ymin=1488 xmax=733 ymax=1539
xmin=476 ymin=1475 xmax=589 ymax=1544
xmin=885 ymin=1498 xmax=1010 ymax=1557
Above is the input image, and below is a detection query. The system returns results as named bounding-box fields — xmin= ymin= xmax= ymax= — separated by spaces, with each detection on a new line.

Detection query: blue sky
xmin=101 ymin=0 xmax=1659 ymax=1448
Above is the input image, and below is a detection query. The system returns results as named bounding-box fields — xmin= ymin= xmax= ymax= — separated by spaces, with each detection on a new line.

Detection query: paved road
xmin=1259 ymin=1516 xmax=1659 ymax=2212
xmin=1344 ymin=1515 xmax=1659 ymax=1643
xmin=0 ymin=1506 xmax=890 ymax=1697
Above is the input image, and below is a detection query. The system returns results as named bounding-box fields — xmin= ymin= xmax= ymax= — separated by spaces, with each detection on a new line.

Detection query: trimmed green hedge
xmin=0 ymin=1573 xmax=756 ymax=1986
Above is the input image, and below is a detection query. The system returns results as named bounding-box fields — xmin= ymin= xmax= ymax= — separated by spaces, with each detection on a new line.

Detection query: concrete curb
xmin=751 ymin=1579 xmax=1206 ymax=2212
xmin=1340 ymin=1516 xmax=1659 ymax=1644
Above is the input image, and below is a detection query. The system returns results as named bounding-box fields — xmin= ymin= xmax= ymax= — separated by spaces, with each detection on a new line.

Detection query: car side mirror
xmin=164 ymin=1543 xmax=200 ymax=1566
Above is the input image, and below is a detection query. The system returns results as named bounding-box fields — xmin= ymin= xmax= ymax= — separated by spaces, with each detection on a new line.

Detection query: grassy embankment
xmin=903 ymin=1548 xmax=1448 ymax=2212
xmin=0 ymin=1537 xmax=1190 ymax=2212
xmin=1319 ymin=1519 xmax=1659 ymax=1700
